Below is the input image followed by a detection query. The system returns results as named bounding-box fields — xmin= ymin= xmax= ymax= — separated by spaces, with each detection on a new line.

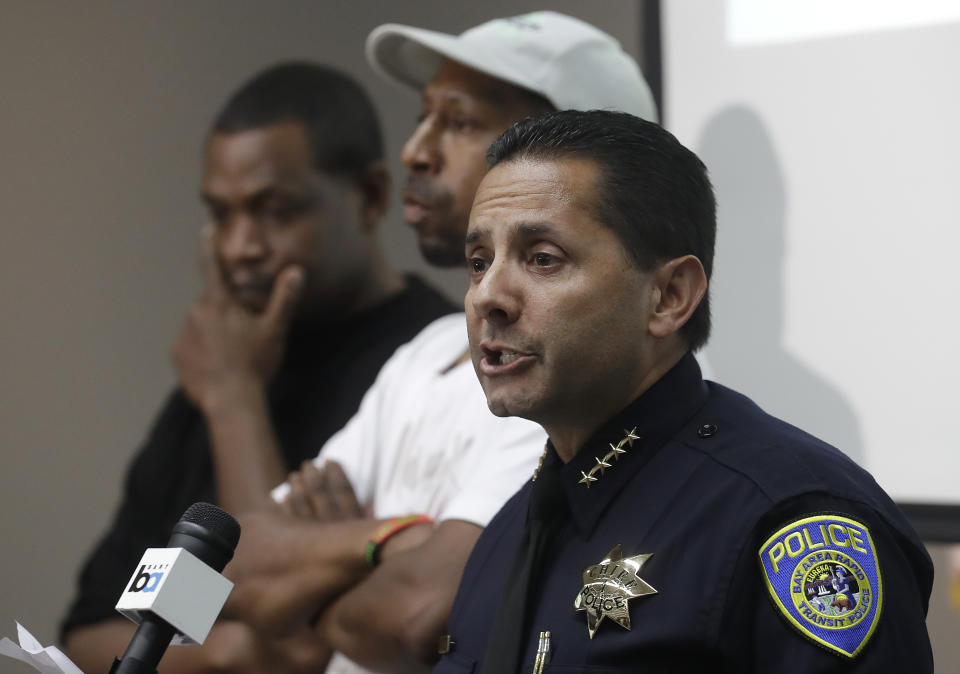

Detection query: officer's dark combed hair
xmin=486 ymin=110 xmax=716 ymax=352
xmin=212 ymin=62 xmax=383 ymax=181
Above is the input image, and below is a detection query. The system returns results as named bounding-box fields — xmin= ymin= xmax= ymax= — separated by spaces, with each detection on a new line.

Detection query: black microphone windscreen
xmin=180 ymin=502 xmax=241 ymax=549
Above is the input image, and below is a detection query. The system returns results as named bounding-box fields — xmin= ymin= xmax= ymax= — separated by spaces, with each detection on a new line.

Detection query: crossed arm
xmin=317 ymin=520 xmax=480 ymax=672
xmin=224 ymin=460 xmax=481 ymax=672
xmin=64 ymin=463 xmax=480 ymax=673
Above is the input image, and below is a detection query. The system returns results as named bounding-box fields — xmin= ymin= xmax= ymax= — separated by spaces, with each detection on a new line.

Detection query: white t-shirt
xmin=272 ymin=314 xmax=545 ymax=674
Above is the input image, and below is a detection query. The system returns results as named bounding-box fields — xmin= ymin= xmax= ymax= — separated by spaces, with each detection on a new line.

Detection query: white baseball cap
xmin=366 ymin=11 xmax=658 ymax=123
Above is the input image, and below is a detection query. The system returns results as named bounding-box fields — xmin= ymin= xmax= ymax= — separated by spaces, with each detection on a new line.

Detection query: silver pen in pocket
xmin=533 ymin=630 xmax=551 ymax=674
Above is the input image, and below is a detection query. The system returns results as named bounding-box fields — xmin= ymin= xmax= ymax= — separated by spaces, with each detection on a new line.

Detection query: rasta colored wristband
xmin=364 ymin=514 xmax=434 ymax=567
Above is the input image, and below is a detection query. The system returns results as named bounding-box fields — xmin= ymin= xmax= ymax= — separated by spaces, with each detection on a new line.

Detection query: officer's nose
xmin=469 ymin=260 xmax=522 ymax=328
xmin=401 ymin=115 xmax=442 ymax=175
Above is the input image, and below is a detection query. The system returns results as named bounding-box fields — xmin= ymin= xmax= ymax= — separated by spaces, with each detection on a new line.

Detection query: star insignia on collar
xmin=574 ymin=544 xmax=657 ymax=638
xmin=577 ymin=429 xmax=642 ymax=487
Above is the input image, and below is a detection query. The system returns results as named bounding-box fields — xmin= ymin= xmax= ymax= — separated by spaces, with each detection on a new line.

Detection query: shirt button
xmin=697 ymin=423 xmax=718 ymax=438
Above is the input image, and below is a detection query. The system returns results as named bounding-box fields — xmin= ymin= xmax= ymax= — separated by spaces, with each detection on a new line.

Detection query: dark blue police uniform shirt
xmin=436 ymin=353 xmax=933 ymax=673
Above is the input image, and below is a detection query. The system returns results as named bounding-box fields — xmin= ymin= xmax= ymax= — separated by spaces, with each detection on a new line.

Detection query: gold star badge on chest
xmin=574 ymin=544 xmax=657 ymax=638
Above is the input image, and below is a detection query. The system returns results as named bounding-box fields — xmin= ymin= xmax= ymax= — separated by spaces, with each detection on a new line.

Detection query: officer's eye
xmin=468 ymin=257 xmax=487 ymax=274
xmin=533 ymin=252 xmax=555 ymax=267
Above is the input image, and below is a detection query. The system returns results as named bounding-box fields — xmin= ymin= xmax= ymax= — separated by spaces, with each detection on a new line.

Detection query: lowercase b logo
xmin=128 ymin=565 xmax=164 ymax=593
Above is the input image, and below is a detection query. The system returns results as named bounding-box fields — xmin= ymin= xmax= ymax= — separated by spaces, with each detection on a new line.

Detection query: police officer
xmin=436 ymin=110 xmax=933 ymax=673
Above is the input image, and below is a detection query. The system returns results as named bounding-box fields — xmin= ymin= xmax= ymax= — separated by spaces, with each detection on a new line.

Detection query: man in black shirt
xmin=61 ymin=62 xmax=454 ymax=672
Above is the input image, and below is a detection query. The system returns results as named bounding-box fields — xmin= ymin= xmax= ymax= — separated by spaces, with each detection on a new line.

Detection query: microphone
xmin=110 ymin=502 xmax=241 ymax=674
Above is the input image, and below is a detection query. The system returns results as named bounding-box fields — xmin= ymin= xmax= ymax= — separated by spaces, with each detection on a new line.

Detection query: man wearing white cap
xmin=368 ymin=10 xmax=657 ymax=268
xmin=224 ymin=12 xmax=666 ymax=674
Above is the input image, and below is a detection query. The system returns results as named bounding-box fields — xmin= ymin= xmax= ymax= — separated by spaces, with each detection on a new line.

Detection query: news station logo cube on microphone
xmin=116 ymin=547 xmax=233 ymax=645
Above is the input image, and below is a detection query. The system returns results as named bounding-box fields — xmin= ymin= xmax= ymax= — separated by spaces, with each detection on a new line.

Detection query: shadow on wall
xmin=698 ymin=105 xmax=864 ymax=466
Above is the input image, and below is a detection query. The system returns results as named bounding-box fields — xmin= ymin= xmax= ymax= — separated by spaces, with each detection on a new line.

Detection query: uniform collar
xmin=544 ymin=352 xmax=709 ymax=534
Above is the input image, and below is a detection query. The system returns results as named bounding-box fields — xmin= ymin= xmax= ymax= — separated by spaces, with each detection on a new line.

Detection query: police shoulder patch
xmin=758 ymin=514 xmax=882 ymax=658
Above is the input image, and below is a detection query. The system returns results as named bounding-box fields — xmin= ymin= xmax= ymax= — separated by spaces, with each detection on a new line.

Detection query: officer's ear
xmin=647 ymin=255 xmax=707 ymax=339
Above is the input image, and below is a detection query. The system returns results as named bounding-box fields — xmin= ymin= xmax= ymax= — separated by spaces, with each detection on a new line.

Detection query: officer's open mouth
xmin=481 ymin=345 xmax=529 ymax=365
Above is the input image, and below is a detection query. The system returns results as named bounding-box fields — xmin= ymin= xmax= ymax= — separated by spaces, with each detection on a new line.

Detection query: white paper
xmin=0 ymin=623 xmax=84 ymax=674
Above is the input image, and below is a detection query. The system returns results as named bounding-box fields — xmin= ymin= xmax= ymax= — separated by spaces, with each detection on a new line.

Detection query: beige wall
xmin=0 ymin=0 xmax=642 ymax=651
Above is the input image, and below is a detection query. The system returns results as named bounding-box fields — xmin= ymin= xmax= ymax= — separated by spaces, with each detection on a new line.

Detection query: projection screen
xmin=662 ymin=1 xmax=960 ymax=516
